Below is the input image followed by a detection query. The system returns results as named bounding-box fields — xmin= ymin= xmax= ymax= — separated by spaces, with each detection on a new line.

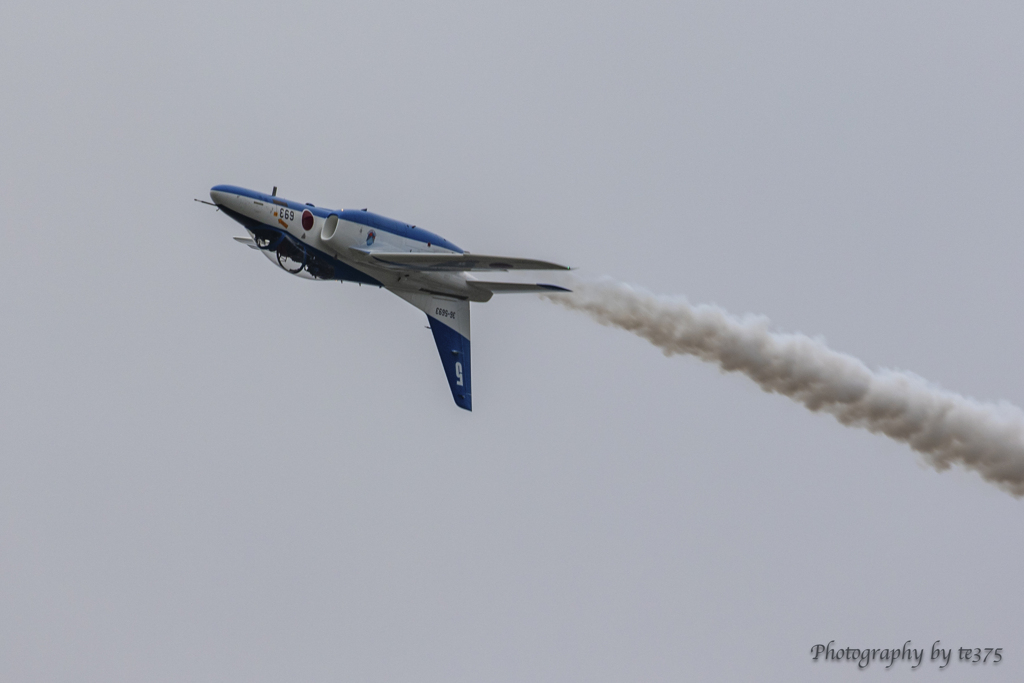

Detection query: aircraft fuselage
xmin=210 ymin=184 xmax=488 ymax=301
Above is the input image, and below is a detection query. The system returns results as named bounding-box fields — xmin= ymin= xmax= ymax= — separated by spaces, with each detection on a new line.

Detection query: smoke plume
xmin=544 ymin=278 xmax=1024 ymax=496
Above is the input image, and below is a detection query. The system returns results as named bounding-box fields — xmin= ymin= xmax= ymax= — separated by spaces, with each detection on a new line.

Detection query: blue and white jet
xmin=206 ymin=185 xmax=570 ymax=411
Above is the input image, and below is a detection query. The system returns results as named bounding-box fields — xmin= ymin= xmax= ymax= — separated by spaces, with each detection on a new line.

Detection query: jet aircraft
xmin=205 ymin=185 xmax=570 ymax=411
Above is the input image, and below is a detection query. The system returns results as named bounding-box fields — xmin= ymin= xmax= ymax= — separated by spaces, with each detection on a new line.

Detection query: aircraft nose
xmin=210 ymin=186 xmax=230 ymax=206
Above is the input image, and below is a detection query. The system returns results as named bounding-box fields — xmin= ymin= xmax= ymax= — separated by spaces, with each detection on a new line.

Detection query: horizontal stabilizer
xmin=361 ymin=251 xmax=570 ymax=272
xmin=468 ymin=282 xmax=571 ymax=294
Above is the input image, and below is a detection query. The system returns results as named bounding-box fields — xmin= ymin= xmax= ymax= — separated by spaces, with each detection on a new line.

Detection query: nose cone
xmin=210 ymin=185 xmax=233 ymax=207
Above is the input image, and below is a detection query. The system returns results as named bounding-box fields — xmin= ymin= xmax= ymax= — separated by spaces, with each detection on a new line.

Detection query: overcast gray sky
xmin=2 ymin=1 xmax=1023 ymax=680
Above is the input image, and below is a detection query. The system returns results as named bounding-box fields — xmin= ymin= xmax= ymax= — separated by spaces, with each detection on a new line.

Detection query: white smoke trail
xmin=544 ymin=278 xmax=1024 ymax=497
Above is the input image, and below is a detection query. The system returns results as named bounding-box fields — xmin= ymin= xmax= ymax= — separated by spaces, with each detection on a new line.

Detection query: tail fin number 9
xmin=455 ymin=362 xmax=464 ymax=386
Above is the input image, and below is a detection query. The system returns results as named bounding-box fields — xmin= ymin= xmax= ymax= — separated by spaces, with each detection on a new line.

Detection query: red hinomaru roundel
xmin=301 ymin=209 xmax=314 ymax=231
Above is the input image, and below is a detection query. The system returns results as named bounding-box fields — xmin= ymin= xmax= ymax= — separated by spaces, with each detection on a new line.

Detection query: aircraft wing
xmin=390 ymin=290 xmax=472 ymax=411
xmin=360 ymin=251 xmax=570 ymax=272
xmin=467 ymin=282 xmax=571 ymax=294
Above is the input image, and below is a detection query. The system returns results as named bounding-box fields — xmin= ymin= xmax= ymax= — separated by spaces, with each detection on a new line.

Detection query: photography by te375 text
xmin=810 ymin=640 xmax=1002 ymax=669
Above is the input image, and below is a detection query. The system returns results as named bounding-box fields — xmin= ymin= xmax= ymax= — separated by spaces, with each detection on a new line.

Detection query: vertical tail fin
xmin=390 ymin=290 xmax=472 ymax=411
xmin=427 ymin=315 xmax=472 ymax=411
